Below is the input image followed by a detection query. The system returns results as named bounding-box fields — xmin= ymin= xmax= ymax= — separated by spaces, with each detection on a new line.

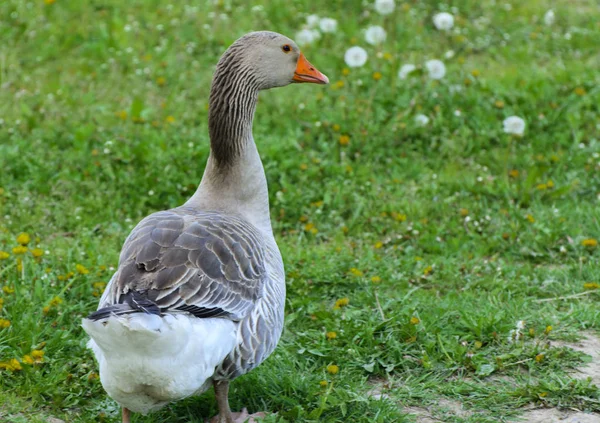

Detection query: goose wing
xmin=99 ymin=207 xmax=266 ymax=321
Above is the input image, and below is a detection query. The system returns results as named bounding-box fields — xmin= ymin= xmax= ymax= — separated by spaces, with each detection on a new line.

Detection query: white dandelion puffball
xmin=398 ymin=64 xmax=416 ymax=79
xmin=365 ymin=25 xmax=387 ymax=45
xmin=544 ymin=9 xmax=555 ymax=26
xmin=344 ymin=46 xmax=368 ymax=68
xmin=319 ymin=17 xmax=338 ymax=33
xmin=374 ymin=0 xmax=395 ymax=15
xmin=425 ymin=59 xmax=446 ymax=79
xmin=433 ymin=12 xmax=454 ymax=30
xmin=306 ymin=14 xmax=320 ymax=28
xmin=415 ymin=114 xmax=430 ymax=126
xmin=503 ymin=116 xmax=526 ymax=136
xmin=295 ymin=29 xmax=317 ymax=45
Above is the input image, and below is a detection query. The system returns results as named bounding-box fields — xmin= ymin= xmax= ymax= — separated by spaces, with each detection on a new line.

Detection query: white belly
xmin=82 ymin=313 xmax=237 ymax=414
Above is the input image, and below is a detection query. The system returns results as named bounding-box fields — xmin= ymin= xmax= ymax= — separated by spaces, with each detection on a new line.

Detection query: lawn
xmin=1 ymin=0 xmax=599 ymax=422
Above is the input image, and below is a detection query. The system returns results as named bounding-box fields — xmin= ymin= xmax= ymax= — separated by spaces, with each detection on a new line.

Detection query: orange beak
xmin=293 ymin=53 xmax=329 ymax=85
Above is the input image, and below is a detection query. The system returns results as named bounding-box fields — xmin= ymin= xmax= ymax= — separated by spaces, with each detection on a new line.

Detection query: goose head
xmin=216 ymin=31 xmax=329 ymax=90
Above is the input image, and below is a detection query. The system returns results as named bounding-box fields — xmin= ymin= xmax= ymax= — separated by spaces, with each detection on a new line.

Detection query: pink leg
xmin=122 ymin=407 xmax=131 ymax=423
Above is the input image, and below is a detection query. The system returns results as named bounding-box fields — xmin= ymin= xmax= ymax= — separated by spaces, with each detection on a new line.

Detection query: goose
xmin=82 ymin=31 xmax=328 ymax=423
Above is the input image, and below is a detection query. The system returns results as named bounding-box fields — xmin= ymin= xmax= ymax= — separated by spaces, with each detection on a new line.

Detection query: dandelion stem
xmin=533 ymin=291 xmax=597 ymax=303
xmin=374 ymin=292 xmax=385 ymax=320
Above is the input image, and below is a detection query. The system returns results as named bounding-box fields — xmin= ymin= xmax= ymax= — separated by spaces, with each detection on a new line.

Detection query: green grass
xmin=1 ymin=0 xmax=600 ymax=421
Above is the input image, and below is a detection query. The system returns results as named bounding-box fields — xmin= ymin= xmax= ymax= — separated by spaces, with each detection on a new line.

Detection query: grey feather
xmin=100 ymin=206 xmax=267 ymax=321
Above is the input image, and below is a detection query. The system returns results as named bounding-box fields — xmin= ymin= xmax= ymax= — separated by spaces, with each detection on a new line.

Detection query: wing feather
xmin=101 ymin=207 xmax=266 ymax=320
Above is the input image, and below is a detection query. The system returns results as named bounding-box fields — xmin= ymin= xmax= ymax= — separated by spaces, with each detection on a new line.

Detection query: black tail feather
xmin=86 ymin=291 xmax=161 ymax=321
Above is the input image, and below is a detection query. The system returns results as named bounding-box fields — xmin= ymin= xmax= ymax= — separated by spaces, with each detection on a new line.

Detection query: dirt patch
xmin=401 ymin=399 xmax=472 ymax=422
xmin=516 ymin=408 xmax=600 ymax=423
xmin=513 ymin=332 xmax=600 ymax=423
xmin=553 ymin=333 xmax=600 ymax=387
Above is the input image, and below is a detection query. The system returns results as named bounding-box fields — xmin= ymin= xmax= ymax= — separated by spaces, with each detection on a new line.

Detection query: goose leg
xmin=122 ymin=407 xmax=131 ymax=423
xmin=213 ymin=380 xmax=233 ymax=423
xmin=211 ymin=380 xmax=267 ymax=423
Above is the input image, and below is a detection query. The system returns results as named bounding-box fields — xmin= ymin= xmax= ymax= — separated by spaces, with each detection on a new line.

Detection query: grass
xmin=1 ymin=0 xmax=600 ymax=421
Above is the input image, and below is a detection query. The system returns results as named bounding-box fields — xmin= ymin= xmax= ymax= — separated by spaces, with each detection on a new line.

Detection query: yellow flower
xmin=0 ymin=319 xmax=11 ymax=329
xmin=371 ymin=276 xmax=382 ymax=283
xmin=536 ymin=183 xmax=547 ymax=190
xmin=539 ymin=392 xmax=548 ymax=398
xmin=304 ymin=222 xmax=315 ymax=232
xmin=392 ymin=212 xmax=407 ymax=222
xmin=299 ymin=163 xmax=308 ymax=170
xmin=31 ymin=248 xmax=44 ymax=258
xmin=326 ymin=331 xmax=337 ymax=340
xmin=582 ymin=239 xmax=598 ymax=248
xmin=459 ymin=208 xmax=469 ymax=217
xmin=535 ymin=353 xmax=544 ymax=362
xmin=12 ymin=246 xmax=28 ymax=255
xmin=0 ymin=358 xmax=22 ymax=371
xmin=16 ymin=258 xmax=22 ymax=273
xmin=116 ymin=110 xmax=128 ymax=120
xmin=326 ymin=364 xmax=339 ymax=375
xmin=583 ymin=282 xmax=599 ymax=290
xmin=16 ymin=233 xmax=31 ymax=245
xmin=319 ymin=380 xmax=328 ymax=387
xmin=0 ymin=298 xmax=3 ymax=311
xmin=93 ymin=282 xmax=107 ymax=291
xmin=0 ymin=251 xmax=9 ymax=260
xmin=471 ymin=69 xmax=480 ymax=77
xmin=166 ymin=115 xmax=176 ymax=124
xmin=88 ymin=372 xmax=99 ymax=381
xmin=349 ymin=268 xmax=363 ymax=277
xmin=42 ymin=305 xmax=51 ymax=315
xmin=526 ymin=214 xmax=535 ymax=223
xmin=374 ymin=241 xmax=383 ymax=249
xmin=474 ymin=341 xmax=483 ymax=349
xmin=339 ymin=135 xmax=350 ymax=146
xmin=44 ymin=0 xmax=56 ymax=4
xmin=76 ymin=264 xmax=89 ymax=274
xmin=372 ymin=72 xmax=382 ymax=81
xmin=423 ymin=265 xmax=433 ymax=275
xmin=31 ymin=350 xmax=44 ymax=362
xmin=494 ymin=100 xmax=505 ymax=109
xmin=574 ymin=87 xmax=586 ymax=96
xmin=545 ymin=325 xmax=553 ymax=334
xmin=383 ymin=52 xmax=392 ymax=61
xmin=3 ymin=286 xmax=14 ymax=295
xmin=49 ymin=296 xmax=63 ymax=307
xmin=334 ymin=297 xmax=350 ymax=309
xmin=410 ymin=316 xmax=420 ymax=325
xmin=342 ymin=68 xmax=350 ymax=76
xmin=332 ymin=124 xmax=340 ymax=132
xmin=23 ymin=355 xmax=34 ymax=365
xmin=508 ymin=169 xmax=519 ymax=178
xmin=335 ymin=80 xmax=344 ymax=89
xmin=156 ymin=76 xmax=166 ymax=86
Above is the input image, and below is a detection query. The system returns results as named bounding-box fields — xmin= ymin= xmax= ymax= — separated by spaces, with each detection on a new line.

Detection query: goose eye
xmin=282 ymin=44 xmax=291 ymax=53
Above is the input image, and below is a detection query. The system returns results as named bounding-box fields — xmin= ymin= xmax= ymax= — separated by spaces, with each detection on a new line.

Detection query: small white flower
xmin=306 ymin=14 xmax=320 ymax=28
xmin=415 ymin=114 xmax=429 ymax=126
xmin=516 ymin=320 xmax=525 ymax=330
xmin=398 ymin=64 xmax=416 ymax=79
xmin=295 ymin=29 xmax=317 ymax=45
xmin=503 ymin=116 xmax=526 ymax=136
xmin=544 ymin=9 xmax=555 ymax=26
xmin=374 ymin=0 xmax=395 ymax=15
xmin=319 ymin=18 xmax=337 ymax=33
xmin=433 ymin=12 xmax=454 ymax=30
xmin=344 ymin=46 xmax=368 ymax=68
xmin=425 ymin=59 xmax=446 ymax=79
xmin=365 ymin=25 xmax=386 ymax=45
xmin=444 ymin=50 xmax=455 ymax=59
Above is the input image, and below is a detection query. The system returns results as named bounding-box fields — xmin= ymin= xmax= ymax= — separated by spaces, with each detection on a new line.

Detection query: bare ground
xmin=371 ymin=332 xmax=600 ymax=423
